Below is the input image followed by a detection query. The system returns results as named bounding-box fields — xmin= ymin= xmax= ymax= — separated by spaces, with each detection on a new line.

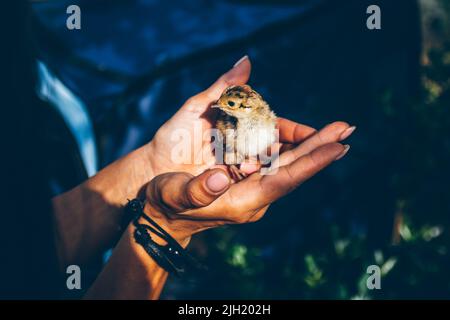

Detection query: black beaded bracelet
xmin=123 ymin=198 xmax=206 ymax=277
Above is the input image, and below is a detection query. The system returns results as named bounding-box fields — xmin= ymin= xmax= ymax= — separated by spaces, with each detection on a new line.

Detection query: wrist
xmin=85 ymin=145 xmax=155 ymax=207
xmin=141 ymin=202 xmax=191 ymax=248
xmin=54 ymin=146 xmax=156 ymax=265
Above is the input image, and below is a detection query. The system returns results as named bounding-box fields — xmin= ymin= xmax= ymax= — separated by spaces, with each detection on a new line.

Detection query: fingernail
xmin=206 ymin=171 xmax=230 ymax=193
xmin=340 ymin=126 xmax=356 ymax=141
xmin=233 ymin=55 xmax=249 ymax=68
xmin=335 ymin=145 xmax=350 ymax=160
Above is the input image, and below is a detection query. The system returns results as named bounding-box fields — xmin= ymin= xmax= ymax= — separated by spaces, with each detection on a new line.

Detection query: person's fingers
xmin=278 ymin=121 xmax=353 ymax=167
xmin=197 ymin=56 xmax=251 ymax=102
xmin=240 ymin=162 xmax=261 ymax=175
xmin=259 ymin=142 xmax=348 ymax=204
xmin=178 ymin=56 xmax=251 ymax=115
xmin=191 ymin=142 xmax=349 ymax=221
xmin=277 ymin=117 xmax=317 ymax=144
xmin=231 ymin=118 xmax=316 ymax=175
xmin=240 ymin=139 xmax=281 ymax=175
xmin=242 ymin=120 xmax=350 ymax=175
xmin=147 ymin=169 xmax=231 ymax=214
xmin=279 ymin=143 xmax=295 ymax=154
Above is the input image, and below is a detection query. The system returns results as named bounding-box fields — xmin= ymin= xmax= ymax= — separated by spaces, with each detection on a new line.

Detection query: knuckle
xmin=185 ymin=94 xmax=204 ymax=107
xmin=281 ymin=165 xmax=299 ymax=191
xmin=186 ymin=189 xmax=208 ymax=208
xmin=160 ymin=188 xmax=175 ymax=208
xmin=316 ymin=130 xmax=326 ymax=144
xmin=165 ymin=212 xmax=177 ymax=221
xmin=147 ymin=176 xmax=162 ymax=203
xmin=316 ymin=122 xmax=349 ymax=144
xmin=284 ymin=163 xmax=296 ymax=182
xmin=309 ymin=148 xmax=331 ymax=168
xmin=283 ymin=150 xmax=296 ymax=165
xmin=230 ymin=208 xmax=255 ymax=224
xmin=307 ymin=152 xmax=320 ymax=167
xmin=232 ymin=214 xmax=248 ymax=224
xmin=328 ymin=121 xmax=349 ymax=139
xmin=331 ymin=121 xmax=349 ymax=129
xmin=303 ymin=152 xmax=323 ymax=177
xmin=185 ymin=96 xmax=197 ymax=105
xmin=219 ymin=76 xmax=232 ymax=87
xmin=248 ymin=211 xmax=265 ymax=223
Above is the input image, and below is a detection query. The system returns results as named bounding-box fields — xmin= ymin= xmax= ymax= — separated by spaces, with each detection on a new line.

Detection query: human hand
xmin=143 ymin=118 xmax=354 ymax=245
xmin=143 ymin=56 xmax=253 ymax=179
xmin=61 ymin=56 xmax=353 ymax=264
xmin=142 ymin=55 xmax=354 ymax=177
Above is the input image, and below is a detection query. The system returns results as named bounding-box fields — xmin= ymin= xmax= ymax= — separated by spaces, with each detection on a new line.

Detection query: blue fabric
xmin=37 ymin=61 xmax=98 ymax=177
xmin=33 ymin=0 xmax=321 ymax=102
xmin=32 ymin=0 xmax=325 ymax=165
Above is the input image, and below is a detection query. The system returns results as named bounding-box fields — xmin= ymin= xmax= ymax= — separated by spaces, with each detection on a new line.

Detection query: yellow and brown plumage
xmin=214 ymin=85 xmax=277 ymax=180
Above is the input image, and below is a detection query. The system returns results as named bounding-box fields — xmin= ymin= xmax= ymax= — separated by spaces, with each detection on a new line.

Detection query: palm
xmin=147 ymin=58 xmax=252 ymax=177
xmin=144 ymin=57 xmax=349 ymax=226
xmin=148 ymin=99 xmax=218 ymax=177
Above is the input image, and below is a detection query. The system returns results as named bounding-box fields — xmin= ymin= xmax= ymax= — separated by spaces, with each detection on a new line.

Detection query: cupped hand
xmin=136 ymin=56 xmax=355 ymax=244
xmin=143 ymin=118 xmax=354 ymax=244
xmin=144 ymin=57 xmax=255 ymax=178
xmin=143 ymin=56 xmax=351 ymax=176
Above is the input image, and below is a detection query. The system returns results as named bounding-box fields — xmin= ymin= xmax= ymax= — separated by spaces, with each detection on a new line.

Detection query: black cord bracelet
xmin=124 ymin=198 xmax=206 ymax=277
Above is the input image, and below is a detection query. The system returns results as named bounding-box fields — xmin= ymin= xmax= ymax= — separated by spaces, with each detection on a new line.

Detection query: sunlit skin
xmin=54 ymin=56 xmax=355 ymax=299
xmin=141 ymin=56 xmax=353 ymax=241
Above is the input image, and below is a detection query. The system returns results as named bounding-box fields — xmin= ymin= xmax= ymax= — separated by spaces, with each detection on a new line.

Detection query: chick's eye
xmin=227 ymin=101 xmax=235 ymax=107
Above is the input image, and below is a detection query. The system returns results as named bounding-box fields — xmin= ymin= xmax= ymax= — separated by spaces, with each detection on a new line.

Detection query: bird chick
xmin=214 ymin=85 xmax=277 ymax=180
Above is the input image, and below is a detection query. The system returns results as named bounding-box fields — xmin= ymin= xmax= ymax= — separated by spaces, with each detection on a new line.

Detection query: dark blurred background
xmin=30 ymin=0 xmax=450 ymax=299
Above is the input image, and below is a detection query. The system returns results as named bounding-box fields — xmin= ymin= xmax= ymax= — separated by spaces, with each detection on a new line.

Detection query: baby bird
xmin=214 ymin=85 xmax=277 ymax=180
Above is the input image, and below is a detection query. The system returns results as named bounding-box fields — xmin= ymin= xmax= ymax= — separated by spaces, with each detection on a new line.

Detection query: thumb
xmin=147 ymin=169 xmax=231 ymax=214
xmin=185 ymin=168 xmax=231 ymax=208
xmin=202 ymin=55 xmax=251 ymax=100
